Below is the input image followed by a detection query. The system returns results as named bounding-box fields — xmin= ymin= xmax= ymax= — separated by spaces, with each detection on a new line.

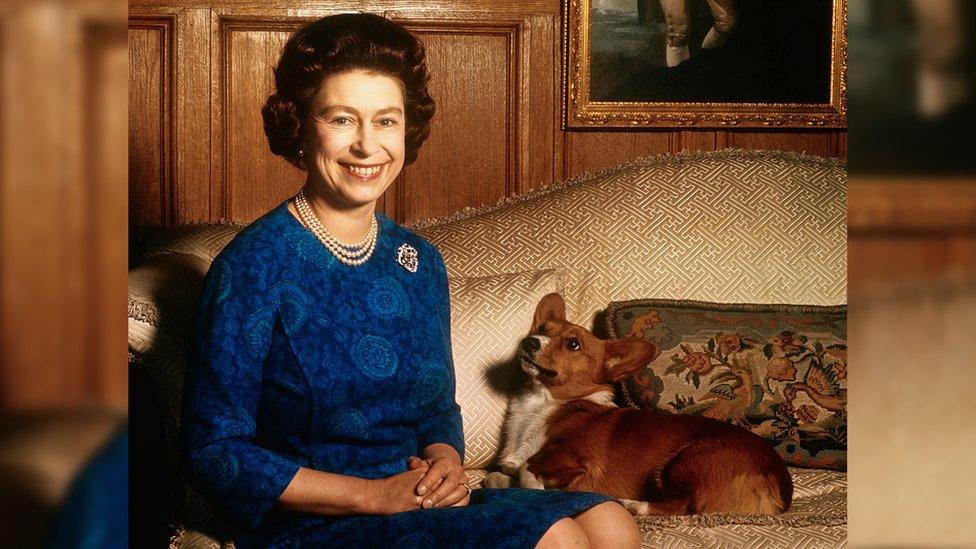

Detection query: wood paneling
xmin=214 ymin=14 xmax=307 ymax=221
xmin=128 ymin=1 xmax=847 ymax=228
xmin=395 ymin=19 xmax=518 ymax=221
xmin=849 ymin=177 xmax=976 ymax=294
xmin=849 ymin=178 xmax=976 ymax=234
xmin=563 ymin=131 xmax=671 ymax=178
xmin=128 ymin=17 xmax=172 ymax=226
xmin=174 ymin=8 xmax=213 ymax=223
xmin=728 ymin=131 xmax=840 ymax=159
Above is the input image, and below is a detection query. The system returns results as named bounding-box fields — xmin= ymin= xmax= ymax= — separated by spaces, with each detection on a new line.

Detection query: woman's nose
xmin=352 ymin=125 xmax=381 ymax=157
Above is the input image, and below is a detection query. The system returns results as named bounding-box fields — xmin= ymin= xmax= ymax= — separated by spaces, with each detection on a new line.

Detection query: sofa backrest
xmin=413 ymin=149 xmax=847 ymax=327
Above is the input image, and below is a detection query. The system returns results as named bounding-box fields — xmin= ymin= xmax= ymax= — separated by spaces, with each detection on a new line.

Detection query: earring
xmin=297 ymin=148 xmax=305 ymax=158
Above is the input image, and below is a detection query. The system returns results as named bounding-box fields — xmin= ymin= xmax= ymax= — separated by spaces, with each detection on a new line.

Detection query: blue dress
xmin=182 ymin=200 xmax=610 ymax=548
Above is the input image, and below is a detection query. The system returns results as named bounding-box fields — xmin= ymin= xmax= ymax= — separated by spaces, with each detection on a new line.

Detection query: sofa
xmin=128 ymin=148 xmax=847 ymax=548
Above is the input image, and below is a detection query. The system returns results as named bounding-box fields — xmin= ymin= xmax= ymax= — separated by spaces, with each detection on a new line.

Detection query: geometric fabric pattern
xmin=448 ymin=269 xmax=566 ymax=468
xmin=413 ymin=149 xmax=847 ymax=329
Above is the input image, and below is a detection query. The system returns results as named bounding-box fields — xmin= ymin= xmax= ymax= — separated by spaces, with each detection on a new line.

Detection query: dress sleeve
xmin=181 ymin=256 xmax=301 ymax=530
xmin=416 ymin=247 xmax=466 ymax=462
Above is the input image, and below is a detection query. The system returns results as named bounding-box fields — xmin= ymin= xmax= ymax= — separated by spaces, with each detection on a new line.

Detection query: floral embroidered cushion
xmin=606 ymin=299 xmax=847 ymax=470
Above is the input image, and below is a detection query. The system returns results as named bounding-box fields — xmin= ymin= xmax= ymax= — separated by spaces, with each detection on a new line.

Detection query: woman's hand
xmin=408 ymin=455 xmax=471 ymax=508
xmin=362 ymin=465 xmax=430 ymax=515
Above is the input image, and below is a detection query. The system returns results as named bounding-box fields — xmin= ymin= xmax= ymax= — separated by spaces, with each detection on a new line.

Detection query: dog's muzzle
xmin=519 ymin=336 xmax=557 ymax=380
xmin=520 ymin=336 xmax=542 ymax=353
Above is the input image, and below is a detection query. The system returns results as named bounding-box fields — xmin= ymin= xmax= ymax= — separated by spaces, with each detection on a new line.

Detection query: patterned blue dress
xmin=182 ymin=200 xmax=610 ymax=548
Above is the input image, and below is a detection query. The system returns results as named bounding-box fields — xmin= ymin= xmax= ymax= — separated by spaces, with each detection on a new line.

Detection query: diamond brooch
xmin=396 ymin=244 xmax=419 ymax=273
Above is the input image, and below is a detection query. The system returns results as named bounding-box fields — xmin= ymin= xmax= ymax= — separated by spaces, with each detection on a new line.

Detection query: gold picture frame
xmin=563 ymin=0 xmax=847 ymax=129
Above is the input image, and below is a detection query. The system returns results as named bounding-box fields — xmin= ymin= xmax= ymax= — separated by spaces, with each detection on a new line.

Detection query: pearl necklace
xmin=294 ymin=189 xmax=378 ymax=266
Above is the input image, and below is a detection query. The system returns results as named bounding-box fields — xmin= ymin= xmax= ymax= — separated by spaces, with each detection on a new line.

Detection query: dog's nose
xmin=521 ymin=337 xmax=540 ymax=353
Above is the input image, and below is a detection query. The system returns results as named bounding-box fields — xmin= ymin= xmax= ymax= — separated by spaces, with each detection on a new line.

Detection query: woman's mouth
xmin=341 ymin=162 xmax=384 ymax=178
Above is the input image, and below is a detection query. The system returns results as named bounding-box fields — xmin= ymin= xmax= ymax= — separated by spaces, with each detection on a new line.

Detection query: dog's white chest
xmin=499 ymin=387 xmax=558 ymax=473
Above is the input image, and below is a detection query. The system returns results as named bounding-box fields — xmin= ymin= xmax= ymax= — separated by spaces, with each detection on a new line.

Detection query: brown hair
xmin=262 ymin=13 xmax=435 ymax=167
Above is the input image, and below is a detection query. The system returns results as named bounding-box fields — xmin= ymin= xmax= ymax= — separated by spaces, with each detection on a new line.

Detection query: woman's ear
xmin=604 ymin=338 xmax=657 ymax=382
xmin=531 ymin=293 xmax=566 ymax=333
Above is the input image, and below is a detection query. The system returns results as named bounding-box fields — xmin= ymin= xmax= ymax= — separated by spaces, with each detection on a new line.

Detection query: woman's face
xmin=303 ymin=69 xmax=406 ymax=210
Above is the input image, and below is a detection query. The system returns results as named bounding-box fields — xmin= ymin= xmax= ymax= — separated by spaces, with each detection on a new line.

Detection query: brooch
xmin=396 ymin=244 xmax=419 ymax=273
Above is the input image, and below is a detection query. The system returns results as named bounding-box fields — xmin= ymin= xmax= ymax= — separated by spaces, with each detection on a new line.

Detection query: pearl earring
xmin=297 ymin=148 xmax=305 ymax=158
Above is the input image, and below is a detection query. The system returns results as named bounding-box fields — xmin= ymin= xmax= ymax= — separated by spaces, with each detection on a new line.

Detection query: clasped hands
xmin=367 ymin=455 xmax=471 ymax=514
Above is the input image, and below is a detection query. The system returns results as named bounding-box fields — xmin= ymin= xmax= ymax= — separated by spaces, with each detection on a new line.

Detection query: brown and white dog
xmin=493 ymin=293 xmax=793 ymax=515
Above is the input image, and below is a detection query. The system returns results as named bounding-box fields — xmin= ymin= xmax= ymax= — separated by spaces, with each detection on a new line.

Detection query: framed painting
xmin=563 ymin=0 xmax=847 ymax=128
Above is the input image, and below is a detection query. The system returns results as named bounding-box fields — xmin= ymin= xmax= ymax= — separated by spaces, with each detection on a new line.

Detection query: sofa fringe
xmin=128 ymin=298 xmax=161 ymax=327
xmin=633 ymin=509 xmax=847 ymax=533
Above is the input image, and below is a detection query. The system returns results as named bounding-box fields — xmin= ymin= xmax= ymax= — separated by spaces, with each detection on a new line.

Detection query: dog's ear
xmin=532 ymin=293 xmax=567 ymax=332
xmin=604 ymin=338 xmax=657 ymax=382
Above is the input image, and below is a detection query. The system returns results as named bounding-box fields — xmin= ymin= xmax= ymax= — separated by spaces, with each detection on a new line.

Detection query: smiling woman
xmin=181 ymin=12 xmax=639 ymax=549
xmin=301 ymin=70 xmax=406 ymax=215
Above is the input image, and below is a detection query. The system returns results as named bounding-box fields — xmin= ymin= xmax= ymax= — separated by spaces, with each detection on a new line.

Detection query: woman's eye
xmin=377 ymin=118 xmax=399 ymax=127
xmin=565 ymin=338 xmax=580 ymax=351
xmin=331 ymin=116 xmax=353 ymax=126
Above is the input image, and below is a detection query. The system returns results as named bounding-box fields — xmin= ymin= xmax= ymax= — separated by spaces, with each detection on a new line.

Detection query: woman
xmin=182 ymin=13 xmax=640 ymax=548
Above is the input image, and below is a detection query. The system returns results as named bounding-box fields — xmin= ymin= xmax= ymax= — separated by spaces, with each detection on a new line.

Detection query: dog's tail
xmin=730 ymin=472 xmax=792 ymax=515
xmin=694 ymin=470 xmax=792 ymax=515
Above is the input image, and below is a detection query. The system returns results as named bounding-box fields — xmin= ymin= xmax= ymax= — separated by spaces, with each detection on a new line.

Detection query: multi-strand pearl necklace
xmin=294 ymin=189 xmax=378 ymax=266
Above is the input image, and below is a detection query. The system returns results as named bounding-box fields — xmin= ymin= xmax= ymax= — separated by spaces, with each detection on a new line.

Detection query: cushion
xmin=448 ymin=269 xmax=566 ymax=469
xmin=412 ymin=149 xmax=847 ymax=329
xmin=606 ymin=298 xmax=847 ymax=470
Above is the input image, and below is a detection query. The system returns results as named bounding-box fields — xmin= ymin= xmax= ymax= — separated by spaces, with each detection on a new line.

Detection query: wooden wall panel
xmin=1 ymin=5 xmax=84 ymax=408
xmin=217 ymin=17 xmax=304 ymax=221
xmin=563 ymin=131 xmax=672 ymax=178
xmin=174 ymin=8 xmax=213 ymax=223
xmin=128 ymin=18 xmax=171 ymax=227
xmin=394 ymin=22 xmax=514 ymax=222
xmin=728 ymin=131 xmax=838 ymax=159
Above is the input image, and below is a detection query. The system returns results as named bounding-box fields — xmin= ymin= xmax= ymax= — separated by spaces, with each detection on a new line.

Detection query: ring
xmin=462 ymin=483 xmax=472 ymax=495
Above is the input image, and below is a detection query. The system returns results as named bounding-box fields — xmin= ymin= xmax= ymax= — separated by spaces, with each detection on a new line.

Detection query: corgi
xmin=494 ymin=293 xmax=793 ymax=515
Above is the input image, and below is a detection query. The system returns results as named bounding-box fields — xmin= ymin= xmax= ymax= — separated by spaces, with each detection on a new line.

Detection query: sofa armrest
xmin=128 ymin=253 xmax=212 ymax=357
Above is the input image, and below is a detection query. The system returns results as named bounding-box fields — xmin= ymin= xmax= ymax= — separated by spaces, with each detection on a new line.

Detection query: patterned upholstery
xmin=128 ymin=149 xmax=847 ymax=548
xmin=413 ymin=149 xmax=847 ymax=328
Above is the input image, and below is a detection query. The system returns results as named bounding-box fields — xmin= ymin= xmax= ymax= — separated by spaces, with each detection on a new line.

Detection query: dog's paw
xmin=519 ymin=467 xmax=545 ymax=490
xmin=484 ymin=471 xmax=514 ymax=489
xmin=617 ymin=498 xmax=652 ymax=516
xmin=498 ymin=458 xmax=520 ymax=476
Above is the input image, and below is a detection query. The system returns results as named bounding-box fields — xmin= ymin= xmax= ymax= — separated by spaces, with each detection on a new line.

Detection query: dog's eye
xmin=565 ymin=337 xmax=580 ymax=351
xmin=537 ymin=324 xmax=546 ymax=335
